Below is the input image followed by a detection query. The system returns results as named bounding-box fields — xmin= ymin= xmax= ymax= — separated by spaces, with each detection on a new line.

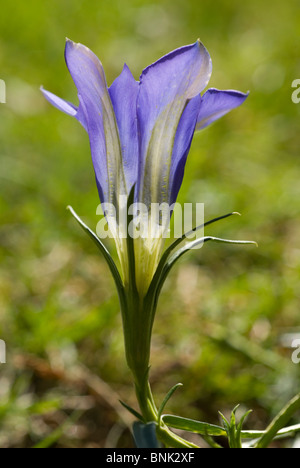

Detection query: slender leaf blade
xmin=67 ymin=206 xmax=125 ymax=302
xmin=162 ymin=414 xmax=226 ymax=437
xmin=151 ymin=236 xmax=257 ymax=307
xmin=119 ymin=400 xmax=145 ymax=422
xmin=158 ymin=383 xmax=183 ymax=422
xmin=148 ymin=213 xmax=241 ymax=298
xmin=255 ymin=392 xmax=300 ymax=448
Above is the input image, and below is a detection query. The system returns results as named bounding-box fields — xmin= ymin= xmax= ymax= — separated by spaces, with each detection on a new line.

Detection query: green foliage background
xmin=0 ymin=0 xmax=299 ymax=447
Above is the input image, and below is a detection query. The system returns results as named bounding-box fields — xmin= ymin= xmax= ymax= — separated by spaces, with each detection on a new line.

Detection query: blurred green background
xmin=0 ymin=0 xmax=300 ymax=448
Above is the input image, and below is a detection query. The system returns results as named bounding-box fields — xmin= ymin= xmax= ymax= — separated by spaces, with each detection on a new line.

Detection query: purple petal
xmin=169 ymin=95 xmax=201 ymax=205
xmin=109 ymin=64 xmax=139 ymax=194
xmin=196 ymin=88 xmax=248 ymax=130
xmin=64 ymin=39 xmax=125 ymax=205
xmin=64 ymin=40 xmax=123 ymax=205
xmin=41 ymin=87 xmax=88 ymax=131
xmin=137 ymin=41 xmax=212 ymax=207
xmin=41 ymin=87 xmax=77 ymax=116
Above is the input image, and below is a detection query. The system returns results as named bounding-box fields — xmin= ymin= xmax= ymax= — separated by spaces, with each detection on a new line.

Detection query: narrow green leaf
xmin=162 ymin=417 xmax=300 ymax=442
xmin=203 ymin=435 xmax=223 ymax=449
xmin=119 ymin=400 xmax=145 ymax=423
xmin=241 ymin=423 xmax=300 ymax=440
xmin=219 ymin=407 xmax=251 ymax=449
xmin=272 ymin=423 xmax=300 ymax=439
xmin=230 ymin=405 xmax=240 ymax=426
xmin=67 ymin=206 xmax=125 ymax=305
xmin=179 ymin=236 xmax=258 ymax=253
xmin=237 ymin=410 xmax=252 ymax=437
xmin=219 ymin=411 xmax=230 ymax=432
xmin=158 ymin=383 xmax=183 ymax=423
xmin=234 ymin=409 xmax=252 ymax=449
xmin=148 ymin=213 xmax=241 ymax=298
xmin=254 ymin=392 xmax=300 ymax=448
xmin=162 ymin=414 xmax=226 ymax=437
xmin=150 ymin=236 xmax=257 ymax=308
xmin=169 ymin=212 xmax=241 ymax=254
xmin=165 ymin=236 xmax=256 ymax=283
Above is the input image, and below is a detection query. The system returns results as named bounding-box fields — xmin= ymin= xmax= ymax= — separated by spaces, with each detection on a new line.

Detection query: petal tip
xmin=65 ymin=37 xmax=75 ymax=48
xmin=122 ymin=63 xmax=136 ymax=81
xmin=122 ymin=63 xmax=130 ymax=73
xmin=65 ymin=38 xmax=86 ymax=54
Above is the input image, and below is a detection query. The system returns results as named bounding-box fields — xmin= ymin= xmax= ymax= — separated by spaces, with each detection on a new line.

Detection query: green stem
xmin=122 ymin=292 xmax=198 ymax=448
xmin=121 ymin=237 xmax=199 ymax=450
xmin=255 ymin=392 xmax=300 ymax=448
xmin=134 ymin=373 xmax=199 ymax=448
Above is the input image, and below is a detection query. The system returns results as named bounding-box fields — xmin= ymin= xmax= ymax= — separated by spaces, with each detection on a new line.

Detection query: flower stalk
xmin=68 ymin=203 xmax=257 ymax=447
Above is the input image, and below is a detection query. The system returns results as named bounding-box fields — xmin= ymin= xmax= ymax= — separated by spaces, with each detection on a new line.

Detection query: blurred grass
xmin=0 ymin=0 xmax=300 ymax=448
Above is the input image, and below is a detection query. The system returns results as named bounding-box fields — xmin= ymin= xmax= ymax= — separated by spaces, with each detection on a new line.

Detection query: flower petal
xmin=196 ymin=88 xmax=248 ymax=130
xmin=109 ymin=64 xmax=139 ymax=194
xmin=64 ymin=39 xmax=126 ymax=205
xmin=169 ymin=95 xmax=201 ymax=205
xmin=137 ymin=40 xmax=212 ymax=207
xmin=41 ymin=87 xmax=88 ymax=131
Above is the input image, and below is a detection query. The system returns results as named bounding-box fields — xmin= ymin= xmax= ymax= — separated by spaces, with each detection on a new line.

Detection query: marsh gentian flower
xmin=42 ymin=40 xmax=253 ymax=446
xmin=42 ymin=39 xmax=247 ymax=295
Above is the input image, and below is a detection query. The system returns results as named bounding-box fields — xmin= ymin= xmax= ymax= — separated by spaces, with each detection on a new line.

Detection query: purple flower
xmin=42 ymin=39 xmax=247 ymax=208
xmin=42 ymin=39 xmax=248 ymax=293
